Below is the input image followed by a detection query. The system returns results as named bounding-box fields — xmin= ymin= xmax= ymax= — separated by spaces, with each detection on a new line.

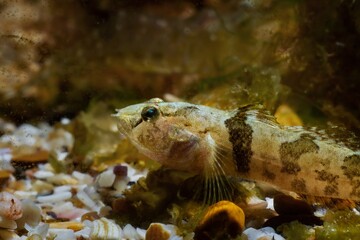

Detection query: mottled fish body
xmin=114 ymin=98 xmax=360 ymax=200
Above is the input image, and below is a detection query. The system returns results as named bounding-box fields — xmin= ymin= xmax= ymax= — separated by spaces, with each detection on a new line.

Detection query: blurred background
xmin=0 ymin=0 xmax=359 ymax=133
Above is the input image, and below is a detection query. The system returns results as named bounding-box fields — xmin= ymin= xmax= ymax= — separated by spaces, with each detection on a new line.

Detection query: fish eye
xmin=141 ymin=106 xmax=160 ymax=122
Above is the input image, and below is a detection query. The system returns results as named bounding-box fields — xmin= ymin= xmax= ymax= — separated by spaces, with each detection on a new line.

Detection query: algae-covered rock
xmin=316 ymin=210 xmax=360 ymax=240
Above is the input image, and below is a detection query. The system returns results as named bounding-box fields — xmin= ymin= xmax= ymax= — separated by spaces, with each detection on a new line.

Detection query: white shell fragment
xmin=51 ymin=202 xmax=87 ymax=220
xmin=77 ymin=187 xmax=103 ymax=212
xmin=88 ymin=217 xmax=123 ymax=240
xmin=48 ymin=228 xmax=76 ymax=240
xmin=74 ymin=225 xmax=91 ymax=239
xmin=123 ymin=224 xmax=143 ymax=240
xmin=242 ymin=227 xmax=285 ymax=240
xmin=16 ymin=199 xmax=41 ymax=229
xmin=25 ymin=222 xmax=49 ymax=239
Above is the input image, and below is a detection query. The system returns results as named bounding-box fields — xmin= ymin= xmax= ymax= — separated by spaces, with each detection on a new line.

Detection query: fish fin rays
xmin=199 ymin=133 xmax=237 ymax=204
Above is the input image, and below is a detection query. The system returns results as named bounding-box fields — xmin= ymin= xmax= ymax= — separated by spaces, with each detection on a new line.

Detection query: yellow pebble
xmin=49 ymin=222 xmax=84 ymax=231
xmin=274 ymin=104 xmax=303 ymax=126
xmin=145 ymin=223 xmax=171 ymax=240
xmin=194 ymin=200 xmax=245 ymax=240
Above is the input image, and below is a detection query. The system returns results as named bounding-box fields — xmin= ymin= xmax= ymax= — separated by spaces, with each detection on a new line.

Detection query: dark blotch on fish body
xmin=315 ymin=169 xmax=340 ymax=196
xmin=350 ymin=180 xmax=360 ymax=198
xmin=279 ymin=134 xmax=319 ymax=175
xmin=341 ymin=154 xmax=360 ymax=180
xmin=225 ymin=107 xmax=254 ymax=174
xmin=291 ymin=178 xmax=308 ymax=193
xmin=262 ymin=167 xmax=276 ymax=180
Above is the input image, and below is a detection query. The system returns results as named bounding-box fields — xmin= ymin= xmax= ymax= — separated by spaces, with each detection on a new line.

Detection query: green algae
xmin=315 ymin=210 xmax=360 ymax=240
xmin=279 ymin=221 xmax=315 ymax=240
xmin=280 ymin=211 xmax=360 ymax=240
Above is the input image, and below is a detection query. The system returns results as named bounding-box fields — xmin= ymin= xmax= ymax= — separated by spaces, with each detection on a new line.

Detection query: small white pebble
xmin=75 ymin=225 xmax=91 ymax=238
xmin=76 ymin=189 xmax=99 ymax=211
xmin=33 ymin=170 xmax=55 ymax=179
xmin=113 ymin=177 xmax=129 ymax=192
xmin=61 ymin=118 xmax=71 ymax=125
xmin=242 ymin=227 xmax=285 ymax=240
xmin=37 ymin=192 xmax=72 ymax=203
xmin=265 ymin=197 xmax=274 ymax=210
xmin=129 ymin=174 xmax=146 ymax=182
xmin=25 ymin=222 xmax=49 ymax=238
xmin=170 ymin=236 xmax=182 ymax=240
xmin=54 ymin=185 xmax=72 ymax=193
xmin=136 ymin=227 xmax=146 ymax=239
xmin=248 ymin=196 xmax=267 ymax=205
xmin=72 ymin=171 xmax=93 ymax=184
xmin=123 ymin=224 xmax=141 ymax=240
xmin=49 ymin=228 xmax=76 ymax=240
xmin=13 ymin=191 xmax=38 ymax=200
xmin=16 ymin=199 xmax=41 ymax=229
xmin=314 ymin=207 xmax=327 ymax=217
xmin=96 ymin=169 xmax=116 ymax=188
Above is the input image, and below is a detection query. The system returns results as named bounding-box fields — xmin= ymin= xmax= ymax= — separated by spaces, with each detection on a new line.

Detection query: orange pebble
xmin=194 ymin=200 xmax=245 ymax=240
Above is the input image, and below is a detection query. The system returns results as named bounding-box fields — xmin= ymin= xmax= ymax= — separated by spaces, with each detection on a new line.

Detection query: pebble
xmin=96 ymin=169 xmax=116 ymax=188
xmin=242 ymin=227 xmax=285 ymax=240
xmin=54 ymin=185 xmax=72 ymax=193
xmin=273 ymin=195 xmax=313 ymax=215
xmin=16 ymin=199 xmax=41 ymax=229
xmin=33 ymin=170 xmax=55 ymax=179
xmin=264 ymin=194 xmax=323 ymax=229
xmin=0 ymin=192 xmax=23 ymax=220
xmin=37 ymin=191 xmax=72 ymax=203
xmin=0 ymin=229 xmax=20 ymax=239
xmin=49 ymin=221 xmax=84 ymax=231
xmin=77 ymin=188 xmax=100 ymax=212
xmin=47 ymin=174 xmax=78 ymax=185
xmin=195 ymin=200 xmax=245 ymax=240
xmin=146 ymin=223 xmax=180 ymax=240
xmin=0 ymin=216 xmax=17 ymax=229
xmin=32 ymin=180 xmax=54 ymax=195
xmin=123 ymin=223 xmax=142 ymax=240
xmin=48 ymin=228 xmax=76 ymax=240
xmin=72 ymin=171 xmax=93 ymax=184
xmin=87 ymin=217 xmax=123 ymax=240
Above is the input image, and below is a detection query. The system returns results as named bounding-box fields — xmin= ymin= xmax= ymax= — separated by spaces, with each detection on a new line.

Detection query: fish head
xmin=113 ymin=98 xmax=230 ymax=173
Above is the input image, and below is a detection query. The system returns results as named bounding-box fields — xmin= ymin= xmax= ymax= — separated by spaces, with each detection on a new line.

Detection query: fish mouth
xmin=116 ymin=118 xmax=131 ymax=136
xmin=114 ymin=111 xmax=143 ymax=136
xmin=132 ymin=118 xmax=143 ymax=129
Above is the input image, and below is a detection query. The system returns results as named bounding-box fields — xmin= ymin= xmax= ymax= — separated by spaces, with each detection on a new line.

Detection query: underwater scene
xmin=0 ymin=1 xmax=360 ymax=239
